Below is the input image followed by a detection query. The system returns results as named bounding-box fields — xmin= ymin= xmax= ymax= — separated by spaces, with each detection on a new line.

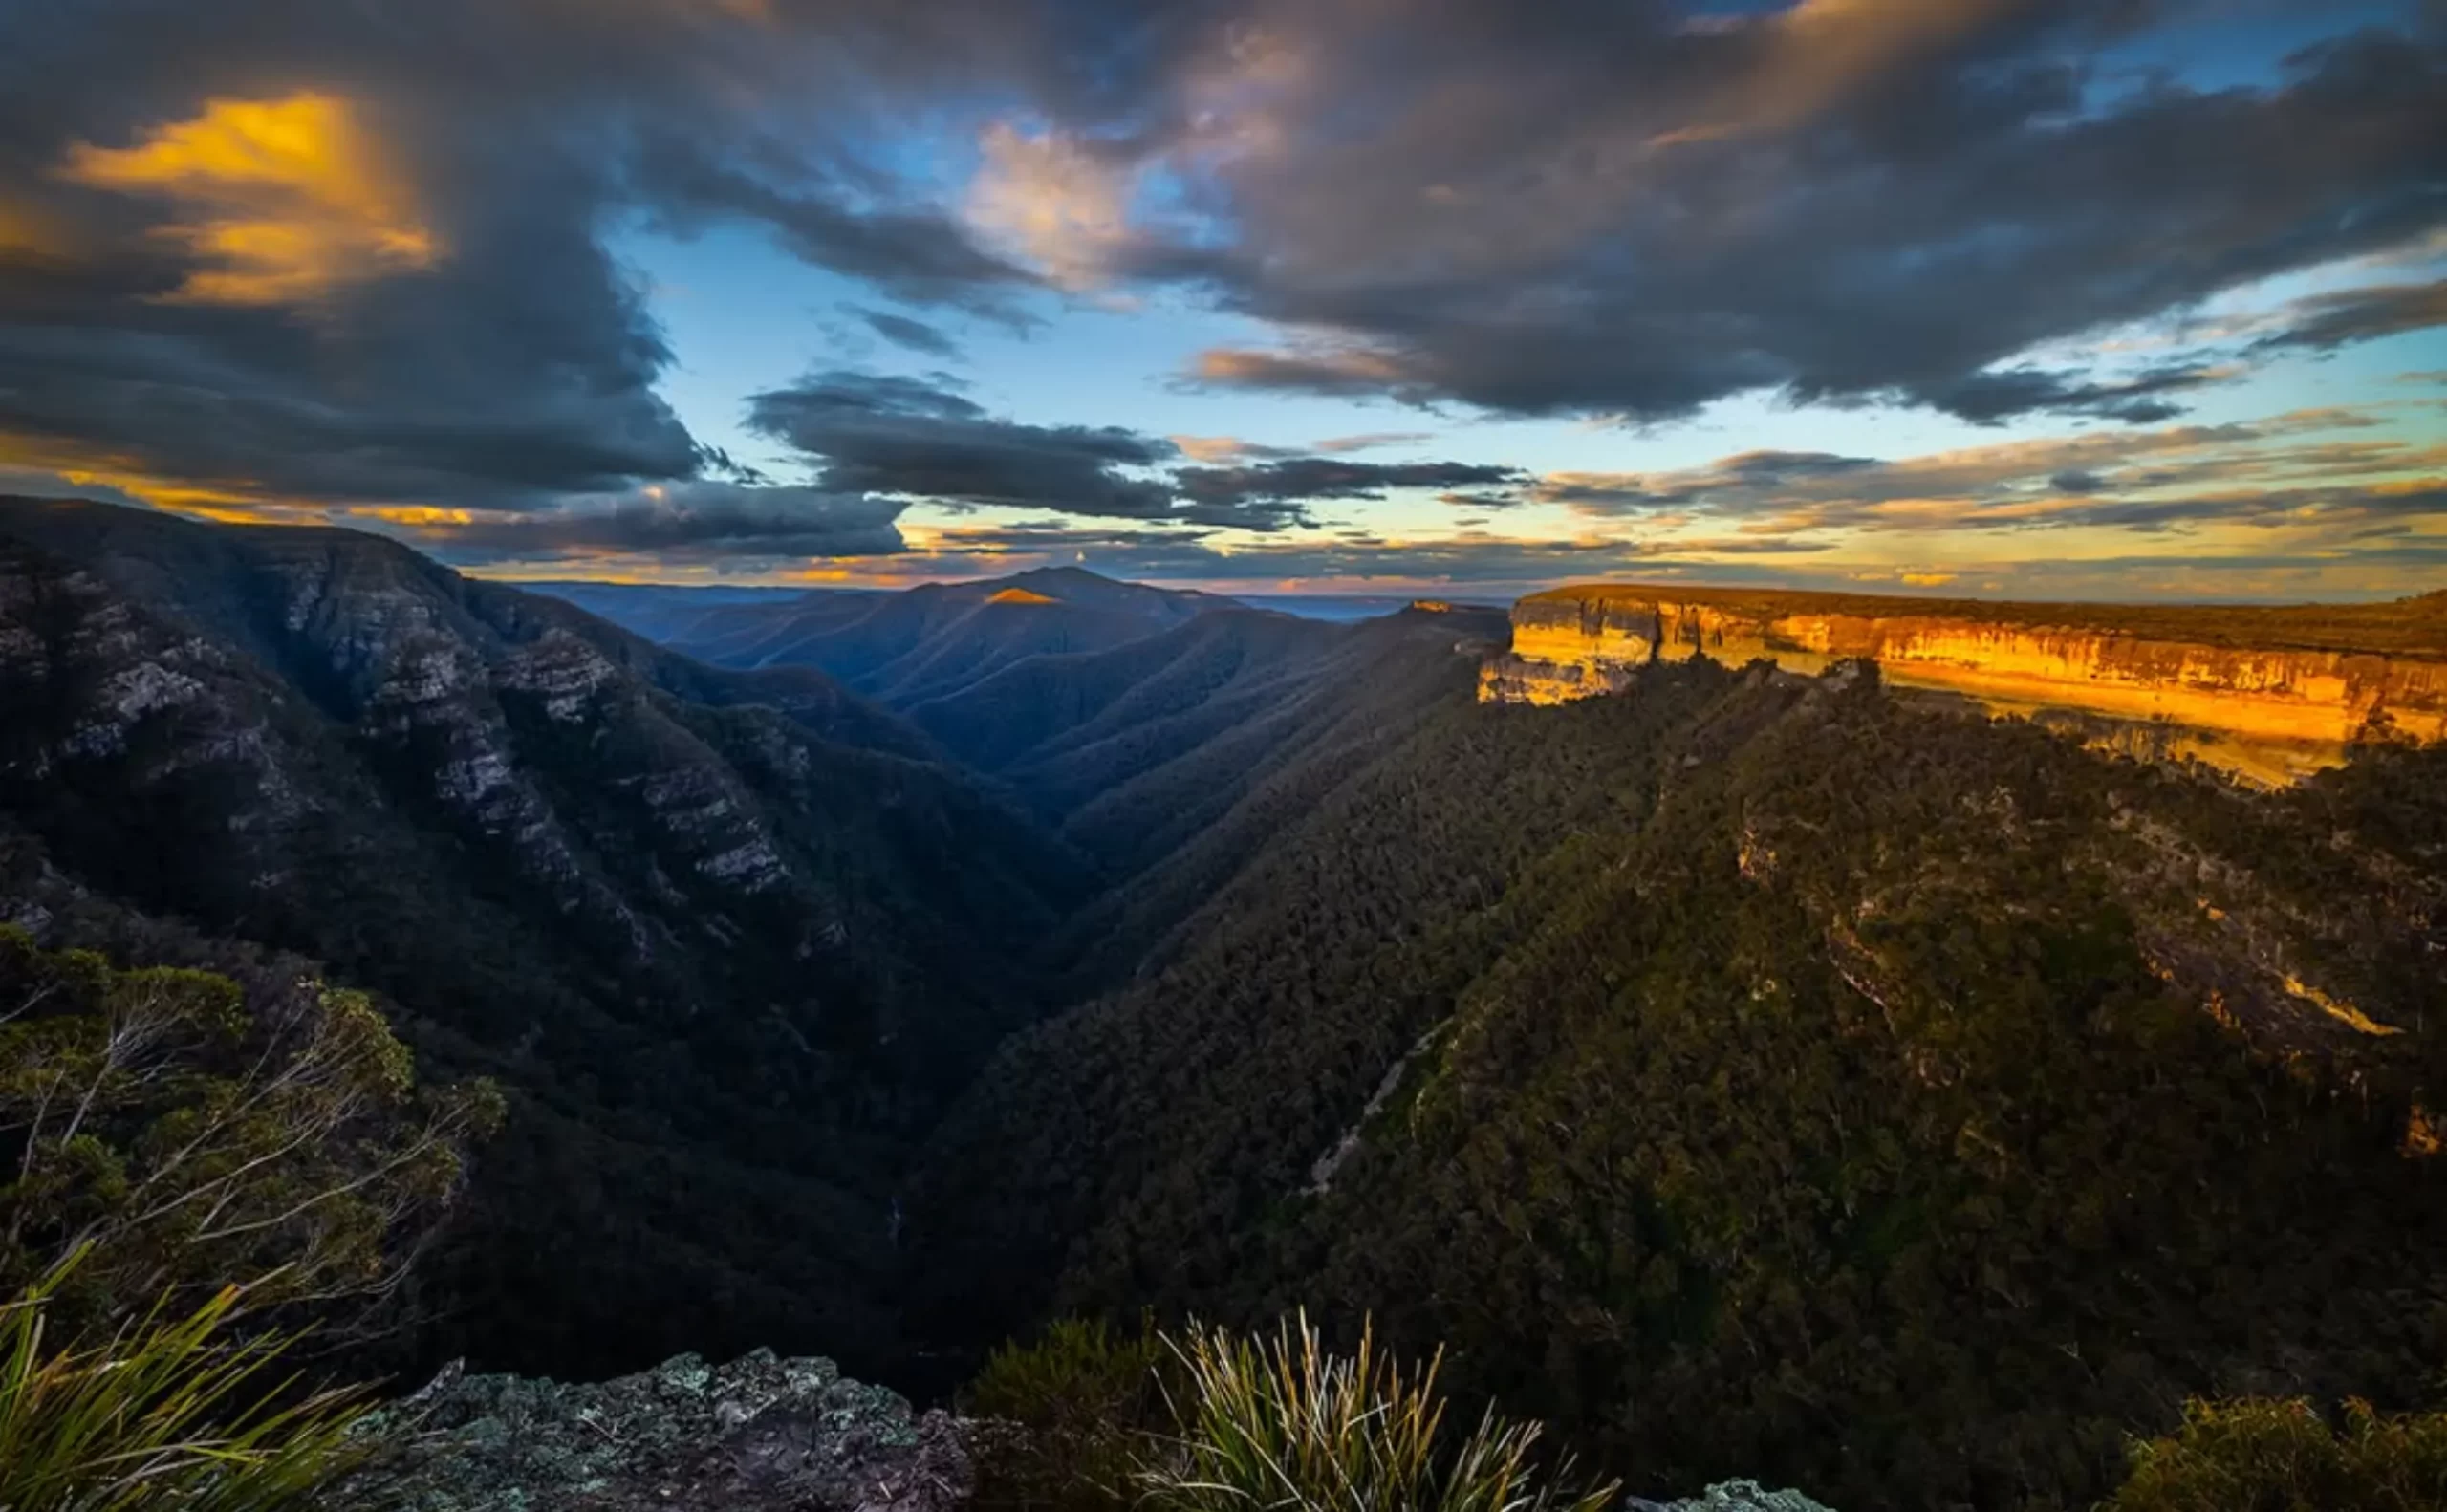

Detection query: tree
xmin=0 ymin=927 xmax=502 ymax=1344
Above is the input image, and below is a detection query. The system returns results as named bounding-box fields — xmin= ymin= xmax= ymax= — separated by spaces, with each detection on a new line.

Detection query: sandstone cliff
xmin=1482 ymin=585 xmax=2447 ymax=784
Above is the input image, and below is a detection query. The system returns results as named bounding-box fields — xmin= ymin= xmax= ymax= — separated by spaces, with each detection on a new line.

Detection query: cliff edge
xmin=1482 ymin=585 xmax=2447 ymax=784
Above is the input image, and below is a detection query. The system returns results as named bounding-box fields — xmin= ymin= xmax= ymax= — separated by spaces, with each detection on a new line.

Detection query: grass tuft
xmin=1141 ymin=1311 xmax=1616 ymax=1512
xmin=0 ymin=1252 xmax=372 ymax=1512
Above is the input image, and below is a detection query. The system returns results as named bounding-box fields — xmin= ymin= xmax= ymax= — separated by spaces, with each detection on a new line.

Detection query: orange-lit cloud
xmin=1171 ymin=435 xmax=1257 ymax=464
xmin=60 ymin=93 xmax=438 ymax=304
xmin=0 ymin=430 xmax=320 ymax=525
xmin=0 ymin=200 xmax=65 ymax=258
xmin=1191 ymin=345 xmax=1410 ymax=393
xmin=964 ymin=122 xmax=1137 ymax=290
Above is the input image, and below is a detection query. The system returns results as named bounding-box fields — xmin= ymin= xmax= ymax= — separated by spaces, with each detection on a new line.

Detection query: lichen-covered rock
xmin=1628 ymin=1480 xmax=1837 ymax=1512
xmin=335 ymin=1350 xmax=973 ymax=1512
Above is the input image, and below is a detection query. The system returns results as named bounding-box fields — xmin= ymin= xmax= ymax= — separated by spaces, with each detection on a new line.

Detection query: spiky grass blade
xmin=0 ymin=1256 xmax=372 ymax=1512
xmin=1141 ymin=1311 xmax=1616 ymax=1512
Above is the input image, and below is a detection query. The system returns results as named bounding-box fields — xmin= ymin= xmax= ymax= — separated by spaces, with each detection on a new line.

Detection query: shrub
xmin=0 ymin=1254 xmax=372 ymax=1512
xmin=0 ymin=926 xmax=503 ymax=1343
xmin=967 ymin=1315 xmax=1170 ymax=1512
xmin=2108 ymin=1396 xmax=2447 ymax=1512
xmin=1140 ymin=1312 xmax=1616 ymax=1512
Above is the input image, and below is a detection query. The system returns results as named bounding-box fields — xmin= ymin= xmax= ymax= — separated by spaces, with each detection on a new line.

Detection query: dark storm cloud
xmin=6 ymin=0 xmax=2443 ymax=538
xmin=1897 ymin=364 xmax=2230 ymax=426
xmin=0 ymin=0 xmax=1172 ymax=510
xmin=0 ymin=205 xmax=704 ymax=507
xmin=419 ymin=485 xmax=907 ymax=562
xmin=1173 ymin=459 xmax=1527 ymax=528
xmin=627 ymin=140 xmax=1035 ymax=315
xmin=746 ymin=370 xmax=1182 ymax=520
xmin=2254 ymin=279 xmax=2447 ymax=352
xmin=1168 ymin=8 xmax=2447 ymax=423
xmin=744 ymin=372 xmax=1529 ymax=531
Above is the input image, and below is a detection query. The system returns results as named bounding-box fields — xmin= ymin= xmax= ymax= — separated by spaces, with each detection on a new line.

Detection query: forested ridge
xmin=0 ymin=498 xmax=1092 ymax=1383
xmin=915 ymin=658 xmax=2447 ymax=1512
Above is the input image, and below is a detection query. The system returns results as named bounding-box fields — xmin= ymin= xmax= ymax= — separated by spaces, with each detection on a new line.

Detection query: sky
xmin=0 ymin=0 xmax=2442 ymax=601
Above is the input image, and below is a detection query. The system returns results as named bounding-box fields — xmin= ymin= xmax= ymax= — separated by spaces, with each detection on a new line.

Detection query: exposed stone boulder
xmin=1628 ymin=1480 xmax=1837 ymax=1512
xmin=336 ymin=1350 xmax=972 ymax=1512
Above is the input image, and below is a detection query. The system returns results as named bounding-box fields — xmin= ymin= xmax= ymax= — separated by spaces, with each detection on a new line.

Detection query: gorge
xmin=5 ymin=499 xmax=2445 ymax=1512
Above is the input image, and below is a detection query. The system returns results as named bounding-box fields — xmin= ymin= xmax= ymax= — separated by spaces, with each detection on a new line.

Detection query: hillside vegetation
xmin=917 ymin=657 xmax=2447 ymax=1511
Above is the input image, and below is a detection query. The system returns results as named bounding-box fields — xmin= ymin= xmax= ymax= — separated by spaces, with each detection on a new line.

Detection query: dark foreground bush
xmin=2107 ymin=1396 xmax=2447 ymax=1512
xmin=966 ymin=1315 xmax=1169 ymax=1512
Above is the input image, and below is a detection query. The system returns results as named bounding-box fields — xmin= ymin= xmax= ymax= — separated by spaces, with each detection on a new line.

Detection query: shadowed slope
xmin=0 ymin=495 xmax=1091 ymax=1381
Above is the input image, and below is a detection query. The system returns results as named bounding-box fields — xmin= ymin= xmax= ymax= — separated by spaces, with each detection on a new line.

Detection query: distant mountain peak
xmin=986 ymin=586 xmax=1060 ymax=606
xmin=1007 ymin=565 xmax=1124 ymax=588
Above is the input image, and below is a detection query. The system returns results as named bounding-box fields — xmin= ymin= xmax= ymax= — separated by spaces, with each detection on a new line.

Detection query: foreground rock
xmin=1630 ymin=1480 xmax=1837 ymax=1512
xmin=336 ymin=1350 xmax=971 ymax=1512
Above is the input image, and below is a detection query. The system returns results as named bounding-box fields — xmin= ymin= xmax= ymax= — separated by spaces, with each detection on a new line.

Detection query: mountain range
xmin=3 ymin=495 xmax=2443 ymax=1511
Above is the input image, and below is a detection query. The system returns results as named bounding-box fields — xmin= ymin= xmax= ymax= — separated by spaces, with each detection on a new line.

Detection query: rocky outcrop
xmin=339 ymin=1350 xmax=973 ymax=1512
xmin=335 ymin=1350 xmax=1839 ymax=1512
xmin=1483 ymin=585 xmax=2447 ymax=784
xmin=1629 ymin=1483 xmax=1836 ymax=1512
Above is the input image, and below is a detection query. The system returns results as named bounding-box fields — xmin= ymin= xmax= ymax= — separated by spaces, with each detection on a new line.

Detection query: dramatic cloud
xmin=1530 ymin=409 xmax=2447 ymax=539
xmin=2254 ymin=279 xmax=2447 ymax=352
xmin=2 ymin=0 xmax=2439 ymax=595
xmin=629 ymin=139 xmax=1034 ymax=313
xmin=745 ymin=372 xmax=1525 ymax=532
xmin=0 ymin=0 xmax=1133 ymax=514
xmin=1172 ymin=459 xmax=1526 ymax=529
xmin=58 ymin=92 xmax=438 ymax=306
xmin=1896 ymin=364 xmax=2232 ymax=427
xmin=1166 ymin=9 xmax=2447 ymax=422
xmin=414 ymin=484 xmax=907 ymax=563
xmin=746 ymin=370 xmax=1183 ymax=521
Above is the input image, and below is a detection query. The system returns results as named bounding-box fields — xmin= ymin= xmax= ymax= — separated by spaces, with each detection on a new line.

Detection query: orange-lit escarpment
xmin=1482 ymin=585 xmax=2447 ymax=785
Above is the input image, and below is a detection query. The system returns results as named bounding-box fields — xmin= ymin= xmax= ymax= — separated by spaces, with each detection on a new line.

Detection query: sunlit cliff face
xmin=1483 ymin=587 xmax=2447 ymax=786
xmin=60 ymin=93 xmax=439 ymax=306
